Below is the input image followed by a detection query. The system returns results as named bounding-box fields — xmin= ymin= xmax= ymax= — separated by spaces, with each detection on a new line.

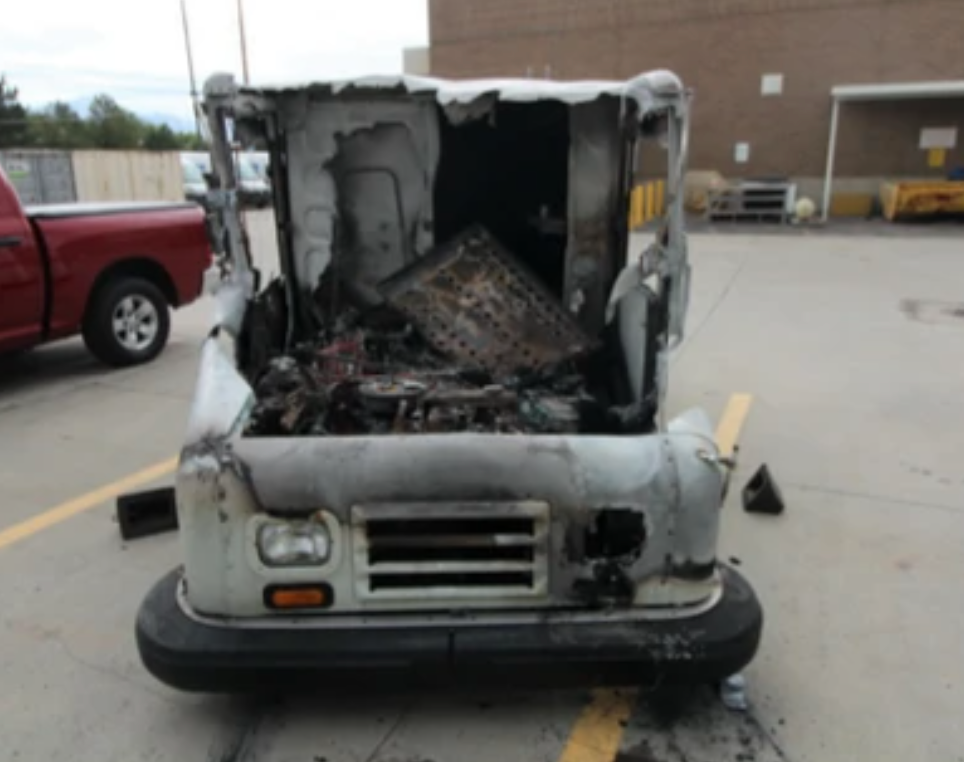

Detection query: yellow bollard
xmin=630 ymin=186 xmax=642 ymax=229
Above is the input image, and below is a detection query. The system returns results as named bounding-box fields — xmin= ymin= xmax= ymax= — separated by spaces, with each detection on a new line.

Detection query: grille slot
xmin=366 ymin=517 xmax=534 ymax=537
xmin=352 ymin=502 xmax=550 ymax=601
xmin=369 ymin=544 xmax=535 ymax=564
xmin=370 ymin=572 xmax=534 ymax=591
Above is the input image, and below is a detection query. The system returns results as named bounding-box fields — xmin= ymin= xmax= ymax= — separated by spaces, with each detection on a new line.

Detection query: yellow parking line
xmin=556 ymin=393 xmax=754 ymax=762
xmin=558 ymin=688 xmax=637 ymax=762
xmin=0 ymin=457 xmax=178 ymax=551
xmin=715 ymin=393 xmax=753 ymax=457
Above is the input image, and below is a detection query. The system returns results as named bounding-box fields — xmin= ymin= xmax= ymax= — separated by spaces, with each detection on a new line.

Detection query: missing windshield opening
xmin=236 ymin=91 xmax=662 ymax=439
xmin=433 ymin=101 xmax=570 ymax=299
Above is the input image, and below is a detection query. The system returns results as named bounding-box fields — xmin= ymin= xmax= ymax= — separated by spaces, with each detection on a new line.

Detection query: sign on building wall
xmin=927 ymin=149 xmax=946 ymax=169
xmin=761 ymin=74 xmax=784 ymax=96
xmin=919 ymin=127 xmax=958 ymax=150
xmin=3 ymin=159 xmax=29 ymax=178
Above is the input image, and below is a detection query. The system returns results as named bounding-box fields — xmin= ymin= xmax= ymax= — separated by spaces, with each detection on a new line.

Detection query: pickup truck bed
xmin=24 ymin=201 xmax=200 ymax=218
xmin=0 ymin=167 xmax=212 ymax=367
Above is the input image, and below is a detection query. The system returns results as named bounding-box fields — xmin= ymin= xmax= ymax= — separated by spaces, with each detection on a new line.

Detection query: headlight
xmin=257 ymin=515 xmax=332 ymax=567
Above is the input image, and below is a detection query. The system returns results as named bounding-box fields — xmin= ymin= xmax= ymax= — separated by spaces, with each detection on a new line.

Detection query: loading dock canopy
xmin=832 ymin=81 xmax=964 ymax=101
xmin=822 ymin=80 xmax=964 ymax=220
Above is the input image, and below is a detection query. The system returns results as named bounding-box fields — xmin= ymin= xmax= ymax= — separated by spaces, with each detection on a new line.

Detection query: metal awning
xmin=822 ymin=80 xmax=964 ymax=220
xmin=832 ymin=80 xmax=964 ymax=102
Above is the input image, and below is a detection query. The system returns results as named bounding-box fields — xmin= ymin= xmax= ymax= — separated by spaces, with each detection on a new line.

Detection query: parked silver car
xmin=180 ymin=150 xmax=270 ymax=208
xmin=180 ymin=158 xmax=207 ymax=206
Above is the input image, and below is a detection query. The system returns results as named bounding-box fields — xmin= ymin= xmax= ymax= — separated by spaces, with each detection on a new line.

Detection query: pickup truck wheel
xmin=83 ymin=277 xmax=170 ymax=367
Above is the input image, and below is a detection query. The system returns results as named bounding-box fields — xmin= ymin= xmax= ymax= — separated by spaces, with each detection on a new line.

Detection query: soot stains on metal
xmin=572 ymin=563 xmax=636 ymax=607
xmin=569 ymin=509 xmax=648 ymax=606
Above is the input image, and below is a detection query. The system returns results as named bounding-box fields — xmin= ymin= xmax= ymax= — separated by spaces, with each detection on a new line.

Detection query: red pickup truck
xmin=0 ymin=166 xmax=212 ymax=367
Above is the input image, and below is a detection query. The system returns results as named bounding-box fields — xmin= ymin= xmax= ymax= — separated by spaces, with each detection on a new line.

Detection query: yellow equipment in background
xmin=629 ymin=180 xmax=666 ymax=229
xmin=880 ymin=181 xmax=964 ymax=221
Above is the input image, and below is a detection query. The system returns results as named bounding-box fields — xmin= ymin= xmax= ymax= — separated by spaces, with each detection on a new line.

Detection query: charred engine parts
xmin=378 ymin=226 xmax=597 ymax=376
xmin=359 ymin=378 xmax=429 ymax=416
xmin=245 ymin=225 xmax=640 ymax=439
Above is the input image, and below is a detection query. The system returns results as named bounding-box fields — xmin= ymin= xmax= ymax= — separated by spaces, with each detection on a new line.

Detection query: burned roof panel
xmin=218 ymin=70 xmax=685 ymax=117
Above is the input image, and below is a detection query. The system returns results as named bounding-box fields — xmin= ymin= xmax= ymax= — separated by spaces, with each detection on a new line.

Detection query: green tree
xmin=177 ymin=132 xmax=207 ymax=151
xmin=27 ymin=101 xmax=91 ymax=148
xmin=143 ymin=123 xmax=180 ymax=150
xmin=4 ymin=81 xmax=204 ymax=152
xmin=87 ymin=94 xmax=144 ymax=148
xmin=0 ymin=74 xmax=30 ymax=148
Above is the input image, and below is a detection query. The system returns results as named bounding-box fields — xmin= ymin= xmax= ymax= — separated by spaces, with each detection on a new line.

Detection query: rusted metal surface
xmin=379 ymin=225 xmax=597 ymax=376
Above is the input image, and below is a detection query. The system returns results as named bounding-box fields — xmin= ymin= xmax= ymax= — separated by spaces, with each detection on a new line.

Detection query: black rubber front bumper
xmin=136 ymin=566 xmax=763 ymax=693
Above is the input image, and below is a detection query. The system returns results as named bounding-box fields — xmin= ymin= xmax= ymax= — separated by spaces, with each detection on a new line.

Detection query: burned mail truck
xmin=136 ymin=70 xmax=763 ymax=692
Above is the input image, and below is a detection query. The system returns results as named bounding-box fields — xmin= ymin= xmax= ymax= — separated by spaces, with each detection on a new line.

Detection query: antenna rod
xmin=237 ymin=0 xmax=251 ymax=85
xmin=179 ymin=0 xmax=202 ymax=138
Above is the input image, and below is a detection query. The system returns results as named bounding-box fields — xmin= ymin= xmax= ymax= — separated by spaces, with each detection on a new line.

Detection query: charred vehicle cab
xmin=136 ymin=70 xmax=763 ymax=692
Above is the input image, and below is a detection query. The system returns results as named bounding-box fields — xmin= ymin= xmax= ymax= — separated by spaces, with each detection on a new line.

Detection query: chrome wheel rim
xmin=112 ymin=295 xmax=159 ymax=352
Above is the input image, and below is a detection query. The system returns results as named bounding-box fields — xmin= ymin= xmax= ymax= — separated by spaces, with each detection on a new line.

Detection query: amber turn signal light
xmin=264 ymin=584 xmax=333 ymax=610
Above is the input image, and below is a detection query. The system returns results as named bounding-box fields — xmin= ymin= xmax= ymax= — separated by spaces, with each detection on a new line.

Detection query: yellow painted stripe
xmin=656 ymin=180 xmax=665 ymax=216
xmin=715 ymin=393 xmax=753 ymax=457
xmin=0 ymin=457 xmax=178 ymax=550
xmin=558 ymin=688 xmax=637 ymax=762
xmin=645 ymin=183 xmax=655 ymax=222
xmin=556 ymin=393 xmax=753 ymax=762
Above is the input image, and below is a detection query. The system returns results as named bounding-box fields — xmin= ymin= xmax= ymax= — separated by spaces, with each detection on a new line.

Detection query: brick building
xmin=424 ymin=0 xmax=964 ymax=209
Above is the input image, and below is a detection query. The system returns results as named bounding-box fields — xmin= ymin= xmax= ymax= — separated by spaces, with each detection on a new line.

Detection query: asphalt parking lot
xmin=1 ymin=214 xmax=963 ymax=762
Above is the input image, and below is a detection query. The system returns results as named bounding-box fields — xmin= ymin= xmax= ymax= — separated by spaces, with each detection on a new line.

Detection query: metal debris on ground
xmin=116 ymin=487 xmax=179 ymax=540
xmin=742 ymin=464 xmax=786 ymax=515
xmin=720 ymin=673 xmax=749 ymax=712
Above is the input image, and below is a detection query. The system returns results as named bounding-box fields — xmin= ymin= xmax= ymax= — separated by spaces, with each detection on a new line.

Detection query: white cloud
xmin=3 ymin=0 xmax=428 ymax=120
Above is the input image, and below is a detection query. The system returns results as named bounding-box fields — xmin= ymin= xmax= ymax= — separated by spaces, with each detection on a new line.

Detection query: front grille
xmin=351 ymin=502 xmax=550 ymax=600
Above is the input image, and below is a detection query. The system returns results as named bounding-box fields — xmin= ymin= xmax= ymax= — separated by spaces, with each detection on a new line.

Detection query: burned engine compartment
xmin=240 ymin=226 xmax=654 ymax=438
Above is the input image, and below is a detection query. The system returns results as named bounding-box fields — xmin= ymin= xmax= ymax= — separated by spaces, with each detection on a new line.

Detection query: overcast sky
xmin=3 ymin=0 xmax=428 ymax=120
